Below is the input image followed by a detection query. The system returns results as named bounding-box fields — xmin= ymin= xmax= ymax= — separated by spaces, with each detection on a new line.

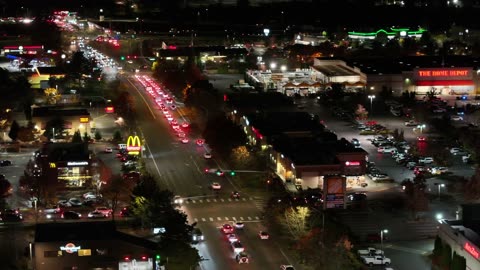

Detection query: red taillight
xmin=204 ymin=168 xmax=209 ymax=173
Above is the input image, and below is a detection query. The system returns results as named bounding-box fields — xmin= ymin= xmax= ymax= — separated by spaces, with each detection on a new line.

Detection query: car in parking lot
xmin=404 ymin=120 xmax=419 ymax=126
xmin=95 ymin=207 xmax=113 ymax=217
xmin=351 ymin=138 xmax=361 ymax=148
xmin=88 ymin=210 xmax=106 ymax=219
xmin=62 ymin=210 xmax=82 ymax=219
xmin=234 ymin=222 xmax=244 ymax=229
xmin=280 ymin=265 xmax=295 ymax=270
xmin=451 ymin=115 xmax=463 ymax=121
xmin=68 ymin=198 xmax=83 ymax=207
xmin=377 ymin=146 xmax=396 ymax=153
xmin=450 ymin=147 xmax=467 ymax=155
xmin=418 ymin=157 xmax=434 ymax=164
xmin=0 ymin=160 xmax=12 ymax=166
xmin=1 ymin=209 xmax=23 ymax=222
xmin=369 ymin=173 xmax=390 ymax=181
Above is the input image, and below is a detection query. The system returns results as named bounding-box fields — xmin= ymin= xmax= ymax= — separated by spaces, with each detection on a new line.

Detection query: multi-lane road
xmin=123 ymin=73 xmax=296 ymax=270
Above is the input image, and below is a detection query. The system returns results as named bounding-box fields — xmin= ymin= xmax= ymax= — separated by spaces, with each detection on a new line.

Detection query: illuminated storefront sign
xmin=414 ymin=68 xmax=472 ymax=80
xmin=49 ymin=162 xmax=56 ymax=168
xmin=126 ymin=135 xmax=142 ymax=155
xmin=345 ymin=161 xmax=360 ymax=166
xmin=79 ymin=117 xmax=89 ymax=123
xmin=67 ymin=161 xmax=89 ymax=166
xmin=464 ymin=242 xmax=480 ymax=259
xmin=60 ymin=243 xmax=81 ymax=253
xmin=418 ymin=69 xmax=469 ymax=77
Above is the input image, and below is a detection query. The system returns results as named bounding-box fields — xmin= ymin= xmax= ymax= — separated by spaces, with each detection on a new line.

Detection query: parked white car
xmin=377 ymin=146 xmax=396 ymax=153
xmin=362 ymin=255 xmax=391 ymax=266
xmin=418 ymin=157 xmax=434 ymax=164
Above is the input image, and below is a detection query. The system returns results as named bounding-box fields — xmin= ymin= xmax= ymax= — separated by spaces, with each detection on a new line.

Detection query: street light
xmin=436 ymin=213 xmax=444 ymax=223
xmin=380 ymin=229 xmax=388 ymax=265
xmin=437 ymin=183 xmax=445 ymax=198
xmin=270 ymin=62 xmax=277 ymax=70
xmin=417 ymin=124 xmax=426 ymax=133
xmin=368 ymin=95 xmax=376 ymax=112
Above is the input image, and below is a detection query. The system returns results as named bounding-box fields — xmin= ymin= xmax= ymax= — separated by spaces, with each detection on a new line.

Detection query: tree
xmin=433 ymin=235 xmax=443 ymax=258
xmin=43 ymin=87 xmax=61 ymax=104
xmin=94 ymin=131 xmax=102 ymax=141
xmin=464 ymin=168 xmax=480 ymax=201
xmin=102 ymin=175 xmax=133 ymax=221
xmin=8 ymin=120 xmax=19 ymax=141
xmin=230 ymin=146 xmax=253 ymax=169
xmin=441 ymin=242 xmax=452 ymax=268
xmin=83 ymin=132 xmax=90 ymax=142
xmin=113 ymin=130 xmax=123 ymax=142
xmin=283 ymin=206 xmax=310 ymax=240
xmin=44 ymin=117 xmax=65 ymax=140
xmin=0 ymin=178 xmax=12 ymax=197
xmin=355 ymin=104 xmax=368 ymax=120
xmin=71 ymin=131 xmax=83 ymax=143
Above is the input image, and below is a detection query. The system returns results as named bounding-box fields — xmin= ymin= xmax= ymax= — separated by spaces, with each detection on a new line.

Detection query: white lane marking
xmin=220 ymin=199 xmax=225 ymax=202
xmin=209 ymin=217 xmax=214 ymax=221
xmin=199 ymin=200 xmax=204 ymax=203
xmin=240 ymin=217 xmax=244 ymax=220
xmin=247 ymin=217 xmax=252 ymax=220
xmin=194 ymin=218 xmax=198 ymax=222
xmin=217 ymin=217 xmax=222 ymax=221
xmin=213 ymin=199 xmax=217 ymax=202
xmin=255 ymin=216 xmax=260 ymax=220
xmin=202 ymin=218 xmax=206 ymax=222
xmin=232 ymin=217 xmax=237 ymax=221
xmin=228 ymin=198 xmax=232 ymax=202
xmin=206 ymin=199 xmax=211 ymax=202
xmin=192 ymin=200 xmax=196 ymax=204
xmin=225 ymin=217 xmax=229 ymax=221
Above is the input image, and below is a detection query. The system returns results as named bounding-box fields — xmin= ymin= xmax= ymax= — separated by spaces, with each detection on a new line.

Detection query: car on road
xmin=259 ymin=231 xmax=270 ymax=240
xmin=180 ymin=138 xmax=189 ymax=144
xmin=88 ymin=210 xmax=106 ymax=219
xmin=204 ymin=152 xmax=212 ymax=159
xmin=280 ymin=265 xmax=295 ymax=270
xmin=417 ymin=136 xmax=427 ymax=142
xmin=0 ymin=160 xmax=12 ymax=166
xmin=177 ymin=132 xmax=186 ymax=138
xmin=231 ymin=191 xmax=240 ymax=199
xmin=120 ymin=207 xmax=130 ymax=217
xmin=104 ymin=147 xmax=113 ymax=153
xmin=62 ymin=210 xmax=82 ymax=219
xmin=123 ymin=171 xmax=141 ymax=181
xmin=170 ymin=105 xmax=177 ymax=110
xmin=236 ymin=252 xmax=249 ymax=264
xmin=211 ymin=182 xmax=221 ymax=190
xmin=231 ymin=241 xmax=244 ymax=253
xmin=227 ymin=234 xmax=239 ymax=243
xmin=450 ymin=147 xmax=467 ymax=155
xmin=196 ymin=139 xmax=205 ymax=146
xmin=192 ymin=228 xmax=204 ymax=242
xmin=58 ymin=200 xmax=72 ymax=208
xmin=181 ymin=122 xmax=190 ymax=128
xmin=234 ymin=222 xmax=244 ymax=229
xmin=222 ymin=224 xmax=234 ymax=234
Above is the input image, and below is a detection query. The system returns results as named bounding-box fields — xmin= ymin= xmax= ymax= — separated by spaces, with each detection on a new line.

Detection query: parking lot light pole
xmin=368 ymin=95 xmax=375 ymax=112
xmin=417 ymin=124 xmax=426 ymax=133
xmin=437 ymin=183 xmax=445 ymax=198
xmin=380 ymin=229 xmax=388 ymax=265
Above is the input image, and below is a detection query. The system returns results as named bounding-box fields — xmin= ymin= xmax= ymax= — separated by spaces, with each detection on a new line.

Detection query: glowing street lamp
xmin=270 ymin=62 xmax=277 ymax=70
xmin=380 ymin=229 xmax=388 ymax=265
xmin=417 ymin=124 xmax=426 ymax=133
xmin=368 ymin=95 xmax=375 ymax=112
xmin=280 ymin=65 xmax=287 ymax=72
xmin=437 ymin=183 xmax=445 ymax=197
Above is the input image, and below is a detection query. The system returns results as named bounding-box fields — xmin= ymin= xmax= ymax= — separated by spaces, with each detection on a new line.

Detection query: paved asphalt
xmin=123 ymin=74 xmax=296 ymax=270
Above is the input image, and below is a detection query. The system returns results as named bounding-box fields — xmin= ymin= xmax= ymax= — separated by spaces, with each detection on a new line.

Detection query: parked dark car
xmin=61 ymin=211 xmax=82 ymax=219
xmin=1 ymin=209 xmax=23 ymax=221
xmin=0 ymin=160 xmax=12 ymax=166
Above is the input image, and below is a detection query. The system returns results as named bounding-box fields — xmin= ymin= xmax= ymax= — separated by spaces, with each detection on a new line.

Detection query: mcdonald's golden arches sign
xmin=126 ymin=135 xmax=141 ymax=155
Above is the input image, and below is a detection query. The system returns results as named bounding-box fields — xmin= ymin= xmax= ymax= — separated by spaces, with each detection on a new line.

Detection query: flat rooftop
xmin=312 ymin=64 xmax=358 ymax=77
xmin=247 ymin=111 xmax=324 ymax=137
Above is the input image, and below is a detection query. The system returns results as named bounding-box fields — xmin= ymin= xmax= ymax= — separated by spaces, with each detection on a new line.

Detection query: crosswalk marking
xmin=240 ymin=217 xmax=244 ymax=220
xmin=192 ymin=200 xmax=196 ymax=204
xmin=225 ymin=217 xmax=229 ymax=221
xmin=217 ymin=217 xmax=222 ymax=221
xmin=194 ymin=218 xmax=198 ymax=222
xmin=209 ymin=217 xmax=213 ymax=221
xmin=220 ymin=199 xmax=225 ymax=202
xmin=190 ymin=216 xmax=263 ymax=223
xmin=255 ymin=216 xmax=260 ymax=220
xmin=247 ymin=217 xmax=252 ymax=220
xmin=202 ymin=218 xmax=206 ymax=222
xmin=206 ymin=199 xmax=211 ymax=202
xmin=213 ymin=199 xmax=217 ymax=202
xmin=232 ymin=217 xmax=237 ymax=220
xmin=199 ymin=200 xmax=203 ymax=203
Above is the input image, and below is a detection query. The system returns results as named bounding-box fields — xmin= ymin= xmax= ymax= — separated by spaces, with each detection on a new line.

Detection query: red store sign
xmin=464 ymin=241 xmax=480 ymax=259
xmin=414 ymin=68 xmax=472 ymax=80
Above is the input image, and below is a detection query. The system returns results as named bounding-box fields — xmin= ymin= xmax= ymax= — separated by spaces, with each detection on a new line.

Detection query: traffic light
xmin=120 ymin=56 xmax=125 ymax=61
xmin=230 ymin=170 xmax=236 ymax=176
xmin=155 ymin=254 xmax=161 ymax=261
xmin=216 ymin=170 xmax=222 ymax=176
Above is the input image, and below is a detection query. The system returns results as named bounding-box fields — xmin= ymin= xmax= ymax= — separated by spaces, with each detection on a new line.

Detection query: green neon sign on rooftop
xmin=348 ymin=27 xmax=427 ymax=38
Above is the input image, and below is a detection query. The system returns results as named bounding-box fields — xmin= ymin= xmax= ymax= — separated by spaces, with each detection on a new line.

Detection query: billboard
xmin=323 ymin=175 xmax=346 ymax=209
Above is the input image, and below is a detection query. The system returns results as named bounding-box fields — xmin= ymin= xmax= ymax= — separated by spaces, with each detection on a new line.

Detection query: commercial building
xmin=438 ymin=204 xmax=480 ymax=270
xmin=31 ymin=106 xmax=91 ymax=137
xmin=245 ymin=58 xmax=366 ymax=95
xmin=34 ymin=222 xmax=158 ymax=270
xmin=35 ymin=142 xmax=92 ymax=188
xmin=224 ymin=94 xmax=367 ymax=189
